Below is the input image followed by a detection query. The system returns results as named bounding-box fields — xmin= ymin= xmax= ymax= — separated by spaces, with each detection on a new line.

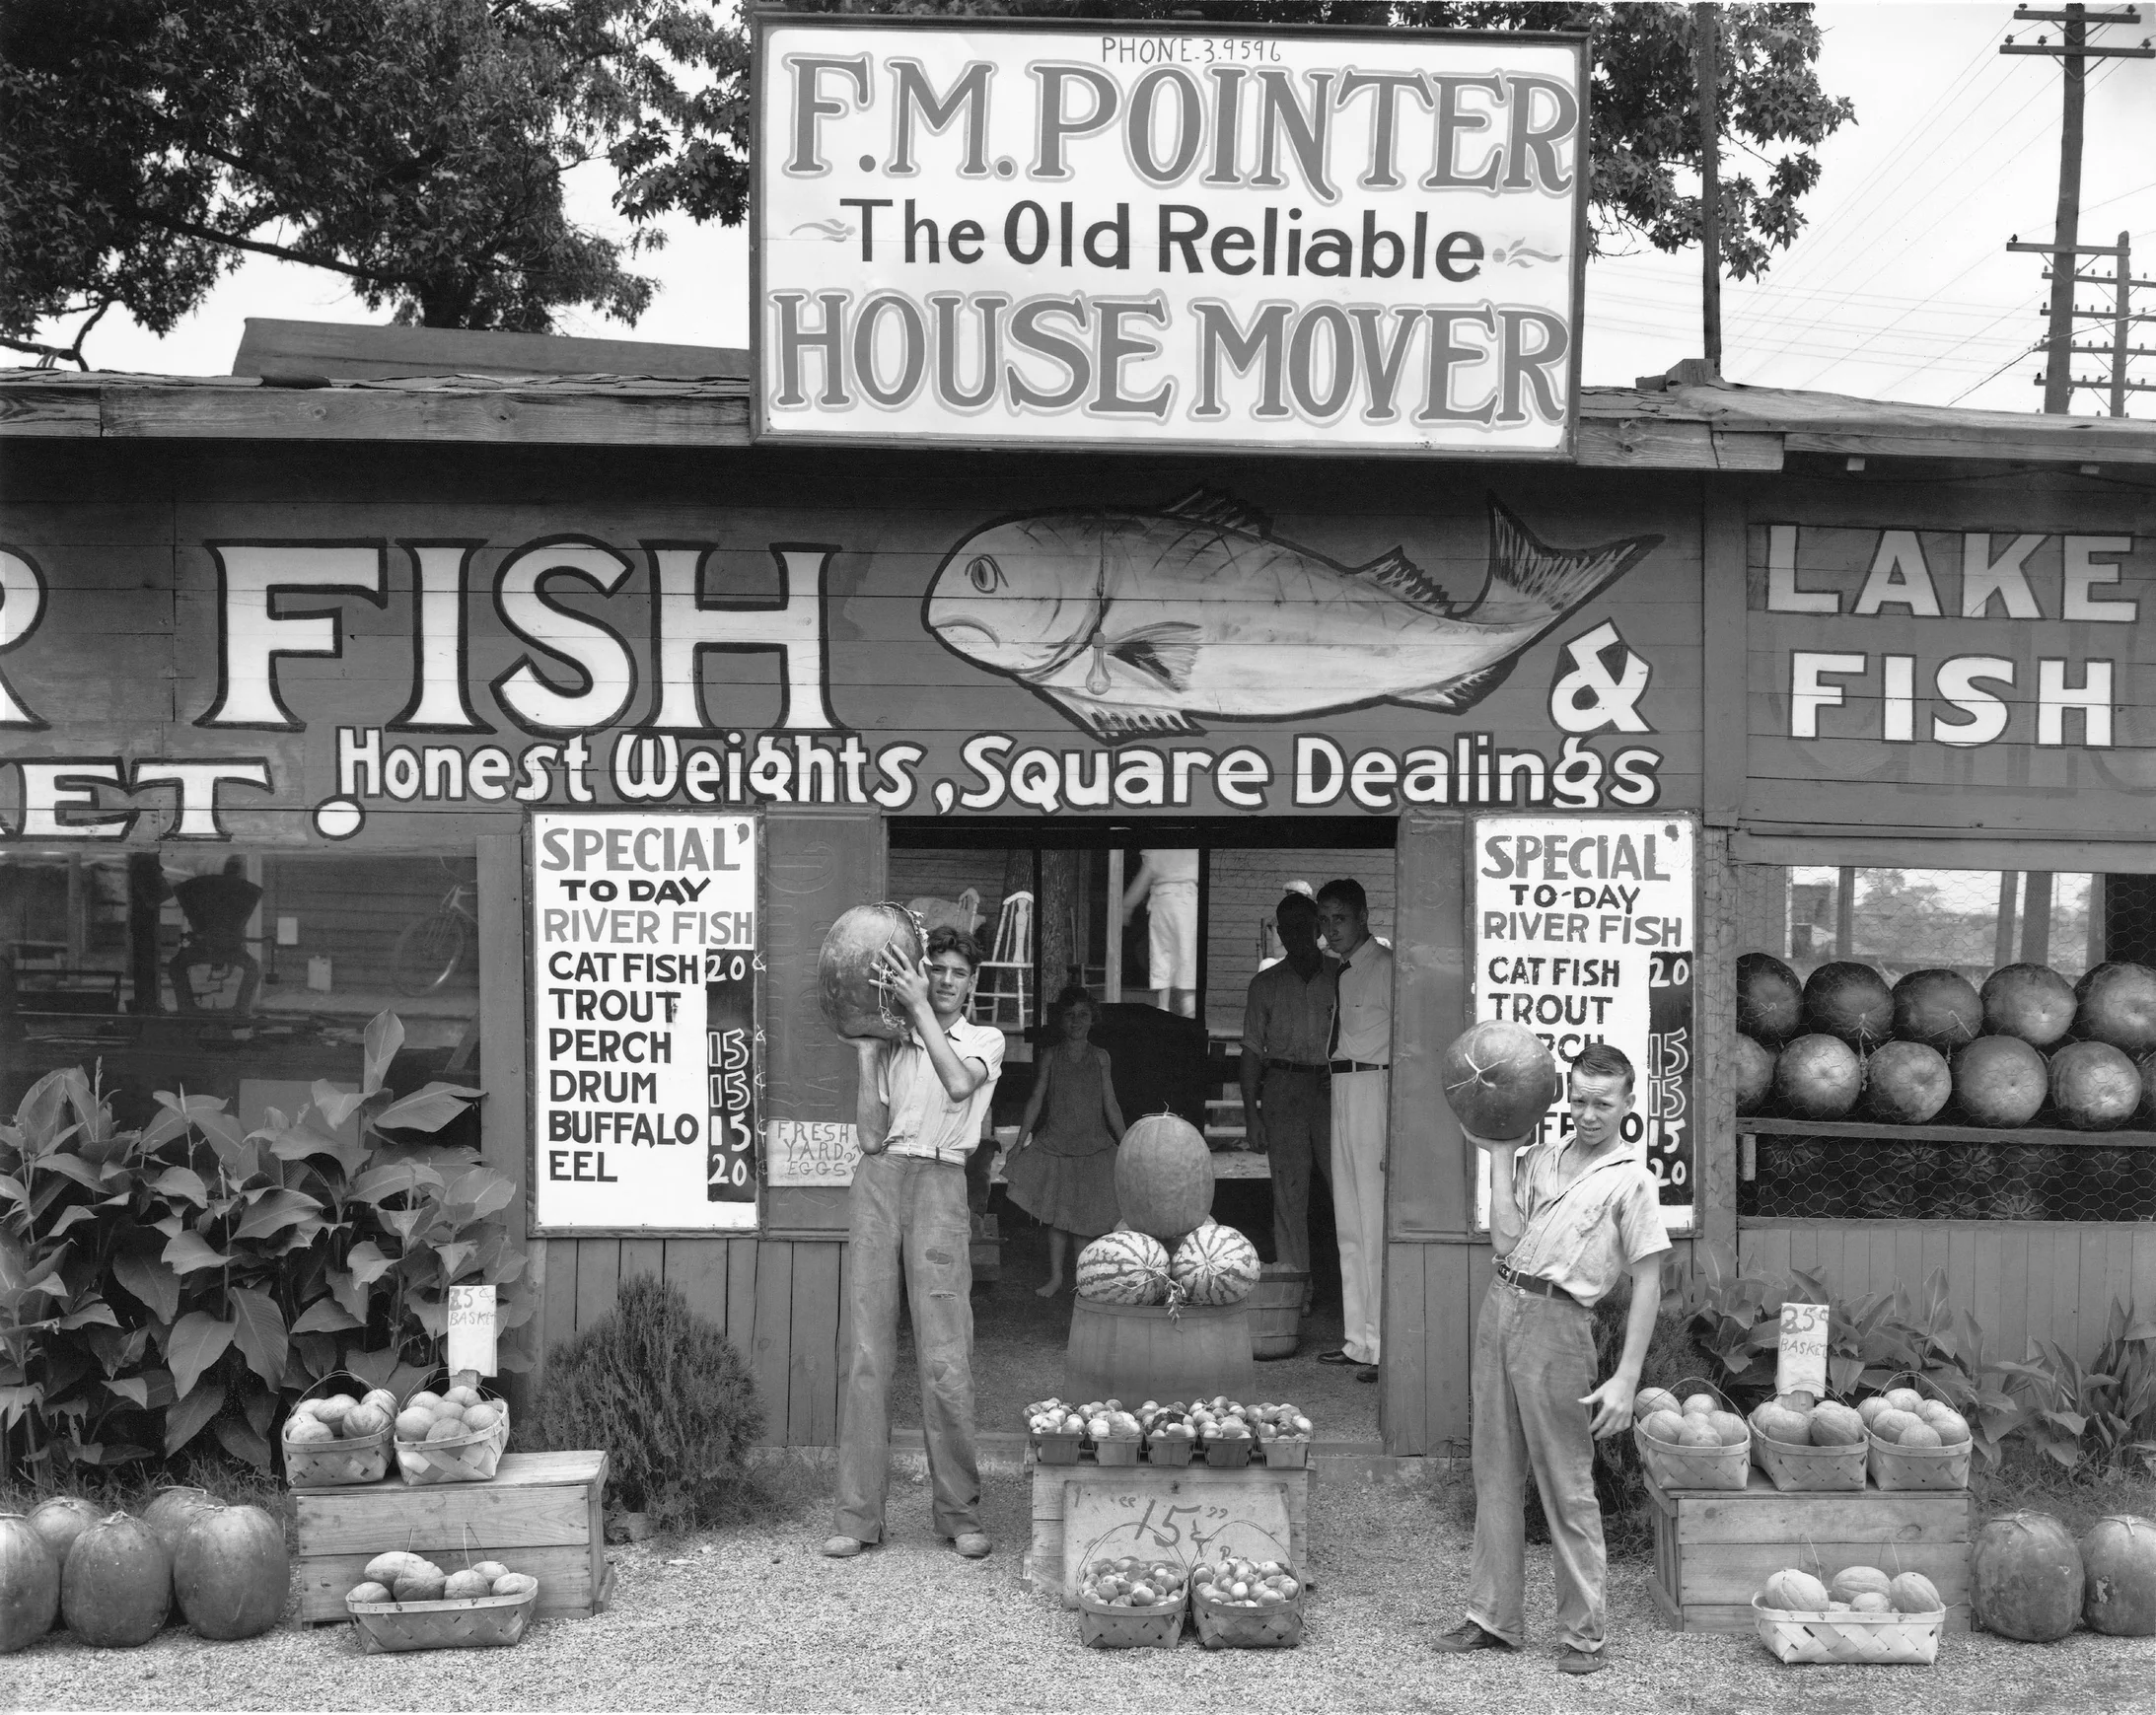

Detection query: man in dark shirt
xmin=168 ymin=856 xmax=262 ymax=1017
xmin=1239 ymin=892 xmax=1336 ymax=1308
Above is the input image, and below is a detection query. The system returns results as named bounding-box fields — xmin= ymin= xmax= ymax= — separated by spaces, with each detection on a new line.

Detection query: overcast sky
xmin=35 ymin=2 xmax=2156 ymax=415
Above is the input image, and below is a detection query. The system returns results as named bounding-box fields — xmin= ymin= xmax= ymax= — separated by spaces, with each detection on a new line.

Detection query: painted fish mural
xmin=924 ymin=491 xmax=1664 ymax=739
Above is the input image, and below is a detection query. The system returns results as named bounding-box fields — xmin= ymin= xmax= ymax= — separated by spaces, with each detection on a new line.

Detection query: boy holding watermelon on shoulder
xmin=824 ymin=928 xmax=1004 ymax=1564
xmin=1434 ymin=1041 xmax=1670 ymax=1676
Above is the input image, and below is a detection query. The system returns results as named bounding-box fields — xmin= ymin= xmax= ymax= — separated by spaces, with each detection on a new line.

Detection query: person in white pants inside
xmin=1315 ymin=878 xmax=1390 ymax=1382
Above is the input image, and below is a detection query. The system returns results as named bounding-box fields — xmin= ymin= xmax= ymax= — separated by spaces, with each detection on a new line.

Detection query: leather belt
xmin=1496 ymin=1259 xmax=1579 ymax=1304
xmin=1328 ymin=1059 xmax=1388 ymax=1074
xmin=1263 ymin=1058 xmax=1329 ymax=1073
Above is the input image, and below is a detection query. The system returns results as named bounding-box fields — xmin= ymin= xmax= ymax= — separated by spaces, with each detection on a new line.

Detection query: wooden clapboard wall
xmin=514 ymin=808 xmax=880 ymax=1445
xmin=1740 ymin=1222 xmax=2155 ymax=1367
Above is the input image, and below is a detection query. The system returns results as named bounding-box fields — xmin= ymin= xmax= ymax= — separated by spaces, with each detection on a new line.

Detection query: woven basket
xmin=1867 ymin=1432 xmax=1972 ymax=1491
xmin=1752 ymin=1595 xmax=1944 ymax=1665
xmin=1192 ymin=1586 xmax=1305 ymax=1649
xmin=347 ymin=1584 xmax=537 ymax=1655
xmin=1257 ymin=1438 xmax=1309 ymax=1468
xmin=1077 ymin=1590 xmax=1184 ymax=1649
xmin=1146 ymin=1434 xmax=1194 ymax=1466
xmin=1094 ymin=1433 xmax=1142 ymax=1466
xmin=1634 ymin=1379 xmax=1750 ymax=1490
xmin=395 ymin=1373 xmax=511 ymax=1485
xmin=1031 ymin=1431 xmax=1085 ymax=1466
xmin=1752 ymin=1429 xmax=1867 ymax=1492
xmin=282 ymin=1372 xmax=393 ymax=1489
xmin=1202 ymin=1435 xmax=1254 ymax=1469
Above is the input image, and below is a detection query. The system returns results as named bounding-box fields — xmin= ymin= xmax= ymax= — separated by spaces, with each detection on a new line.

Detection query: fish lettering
xmin=923 ymin=490 xmax=1662 ymax=739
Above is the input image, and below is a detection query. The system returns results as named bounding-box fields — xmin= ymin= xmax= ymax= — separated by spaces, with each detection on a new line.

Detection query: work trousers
xmin=1466 ymin=1277 xmax=1608 ymax=1654
xmin=1329 ymin=1069 xmax=1387 ymax=1365
xmin=1260 ymin=1065 xmax=1330 ymax=1276
xmin=833 ymin=1151 xmax=982 ymax=1543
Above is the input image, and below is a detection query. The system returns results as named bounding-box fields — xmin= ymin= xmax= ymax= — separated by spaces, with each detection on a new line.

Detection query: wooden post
xmin=1994 ymin=872 xmax=2020 ymax=969
xmin=1694 ymin=2 xmax=1723 ymax=373
xmin=1104 ymin=849 xmax=1124 ymax=1002
xmin=2021 ymin=871 xmax=2054 ymax=965
xmin=2043 ymin=5 xmax=2087 ymax=414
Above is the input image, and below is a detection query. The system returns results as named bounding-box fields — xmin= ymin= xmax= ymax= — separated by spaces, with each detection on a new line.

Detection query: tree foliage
xmin=0 ymin=0 xmax=747 ymax=362
xmin=1 ymin=0 xmax=1848 ymax=365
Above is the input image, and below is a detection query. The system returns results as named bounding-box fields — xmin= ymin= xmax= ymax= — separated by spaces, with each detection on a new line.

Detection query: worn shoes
xmin=952 ymin=1533 xmax=992 ymax=1559
xmin=1557 ymin=1646 xmax=1608 ymax=1675
xmin=820 ymin=1536 xmax=866 ymax=1558
xmin=1431 ymin=1620 xmax=1513 ymax=1653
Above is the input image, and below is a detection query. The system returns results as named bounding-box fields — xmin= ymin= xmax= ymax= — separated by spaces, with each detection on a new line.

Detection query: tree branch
xmin=136 ymin=214 xmax=384 ymax=282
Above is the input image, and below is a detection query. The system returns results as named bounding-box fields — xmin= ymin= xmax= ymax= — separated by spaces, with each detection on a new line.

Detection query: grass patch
xmin=1972 ymin=1443 xmax=2156 ymax=1538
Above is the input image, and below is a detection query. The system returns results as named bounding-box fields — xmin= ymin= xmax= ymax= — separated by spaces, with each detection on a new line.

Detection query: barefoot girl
xmin=1004 ymin=989 xmax=1125 ymax=1294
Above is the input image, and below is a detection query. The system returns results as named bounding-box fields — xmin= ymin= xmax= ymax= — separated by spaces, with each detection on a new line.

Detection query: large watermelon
xmin=1170 ymin=1222 xmax=1260 ymax=1306
xmin=1113 ymin=1113 xmax=1213 ymax=1242
xmin=0 ymin=1513 xmax=59 ymax=1654
xmin=1972 ymin=1511 xmax=2084 ymax=1642
xmin=1954 ymin=1036 xmax=2048 ymax=1127
xmin=1441 ymin=1022 xmax=1560 ymax=1140
xmin=1892 ymin=969 xmax=1982 ymax=1049
xmin=2050 ymin=1040 xmax=2141 ymax=1130
xmin=1075 ymin=1230 xmax=1170 ymax=1305
xmin=816 ymin=903 xmax=926 ymax=1040
xmin=1804 ymin=962 xmax=1895 ymax=1049
xmin=2081 ymin=1515 xmax=2156 ymax=1637
xmin=1734 ymin=1036 xmax=1776 ymax=1114
xmin=2076 ymin=962 xmax=2156 ymax=1055
xmin=1737 ymin=954 xmax=1804 ymax=1045
xmin=1982 ymin=964 xmax=2078 ymax=1047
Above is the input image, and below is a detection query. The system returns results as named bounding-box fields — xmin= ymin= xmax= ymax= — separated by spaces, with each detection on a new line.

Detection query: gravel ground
xmin=8 ymin=1455 xmax=2149 ymax=1713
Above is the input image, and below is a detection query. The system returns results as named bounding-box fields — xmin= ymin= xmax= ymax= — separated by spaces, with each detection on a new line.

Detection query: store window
xmin=1737 ymin=865 xmax=2154 ymax=1225
xmin=0 ymin=851 xmax=482 ymax=1135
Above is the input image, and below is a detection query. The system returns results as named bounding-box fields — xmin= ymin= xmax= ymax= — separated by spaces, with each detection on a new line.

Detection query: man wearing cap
xmin=1432 ymin=1041 xmax=1671 ymax=1676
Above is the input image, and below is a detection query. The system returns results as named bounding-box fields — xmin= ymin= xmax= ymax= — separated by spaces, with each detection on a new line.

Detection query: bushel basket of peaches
xmin=344 ymin=1547 xmax=541 ymax=1654
xmin=1631 ymin=1380 xmax=1751 ymax=1490
xmin=283 ymin=1372 xmax=397 ymax=1487
xmin=393 ymin=1373 xmax=512 ymax=1484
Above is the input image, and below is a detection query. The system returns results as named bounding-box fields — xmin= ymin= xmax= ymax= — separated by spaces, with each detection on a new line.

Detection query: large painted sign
xmin=0 ymin=471 xmax=1695 ymax=841
xmin=1746 ymin=522 xmax=2153 ymax=836
xmin=529 ymin=810 xmax=760 ymax=1233
xmin=1471 ymin=813 xmax=1696 ymax=1234
xmin=754 ymin=17 xmax=1586 ymax=456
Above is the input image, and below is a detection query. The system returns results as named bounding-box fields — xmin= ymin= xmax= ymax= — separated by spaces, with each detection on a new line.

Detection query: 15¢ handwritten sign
xmin=530 ymin=811 xmax=760 ymax=1233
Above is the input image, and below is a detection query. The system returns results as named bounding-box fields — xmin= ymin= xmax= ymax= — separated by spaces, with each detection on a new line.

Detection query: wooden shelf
xmin=1741 ymin=1115 xmax=2156 ymax=1149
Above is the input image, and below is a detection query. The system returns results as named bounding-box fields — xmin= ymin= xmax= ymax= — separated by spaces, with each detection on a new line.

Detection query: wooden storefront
xmin=1 ymin=357 xmax=2150 ymax=1458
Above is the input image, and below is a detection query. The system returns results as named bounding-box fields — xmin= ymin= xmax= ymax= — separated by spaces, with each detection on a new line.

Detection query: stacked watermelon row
xmin=1075 ymin=1114 xmax=1261 ymax=1308
xmin=1737 ymin=955 xmax=2156 ymax=1132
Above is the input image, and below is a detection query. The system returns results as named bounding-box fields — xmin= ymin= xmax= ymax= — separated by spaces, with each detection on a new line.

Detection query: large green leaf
xmin=312 ymin=1082 xmax=367 ymax=1131
xmin=162 ymin=1231 xmax=235 ymax=1274
xmin=228 ymin=1286 xmax=287 ymax=1387
xmin=362 ymin=1011 xmax=405 ymax=1096
xmin=267 ymin=1120 xmax=369 ymax=1179
xmin=342 ymin=1240 xmax=395 ymax=1285
xmin=152 ymin=1165 xmax=210 ymax=1206
xmin=104 ymin=1375 xmax=150 ymax=1407
xmin=165 ymin=1383 xmax=226 ymax=1456
xmin=167 ymin=1311 xmax=235 ymax=1399
xmin=373 ymin=1083 xmax=482 ymax=1133
xmin=292 ymin=1298 xmax=365 ymax=1334
xmin=56 ymin=1298 xmax=118 ymax=1330
xmin=36 ymin=1153 xmax=104 ymax=1192
xmin=350 ymin=1161 xmax=444 ymax=1205
xmin=232 ymin=1187 xmax=323 ymax=1243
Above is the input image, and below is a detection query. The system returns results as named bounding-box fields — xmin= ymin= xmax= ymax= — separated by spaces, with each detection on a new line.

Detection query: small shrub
xmin=528 ymin=1274 xmax=763 ymax=1532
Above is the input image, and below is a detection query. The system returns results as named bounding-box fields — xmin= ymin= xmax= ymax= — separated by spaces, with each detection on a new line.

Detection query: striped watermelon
xmin=1170 ymin=1222 xmax=1259 ymax=1306
xmin=1076 ymin=1230 xmax=1170 ymax=1305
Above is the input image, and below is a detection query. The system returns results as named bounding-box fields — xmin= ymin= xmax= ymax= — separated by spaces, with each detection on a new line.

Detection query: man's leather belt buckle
xmin=1497 ymin=1260 xmax=1576 ymax=1304
xmin=1328 ymin=1059 xmax=1388 ymax=1074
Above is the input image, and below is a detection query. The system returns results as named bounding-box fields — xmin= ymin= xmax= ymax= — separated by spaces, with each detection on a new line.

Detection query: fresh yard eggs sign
xmin=753 ymin=17 xmax=1586 ymax=456
xmin=529 ymin=811 xmax=760 ymax=1234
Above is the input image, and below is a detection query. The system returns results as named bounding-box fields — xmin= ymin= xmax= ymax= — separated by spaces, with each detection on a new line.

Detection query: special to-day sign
xmin=1472 ymin=815 xmax=1696 ymax=1233
xmin=529 ymin=810 xmax=761 ymax=1233
xmin=754 ymin=16 xmax=1586 ymax=455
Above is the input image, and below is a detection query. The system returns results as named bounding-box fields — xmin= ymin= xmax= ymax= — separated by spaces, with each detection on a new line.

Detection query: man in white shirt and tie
xmin=1316 ymin=879 xmax=1391 ymax=1382
xmin=825 ymin=928 xmax=1004 ymax=1562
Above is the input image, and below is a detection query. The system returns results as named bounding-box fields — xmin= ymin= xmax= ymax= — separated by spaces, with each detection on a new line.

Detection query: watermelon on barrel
xmin=1738 ymin=954 xmax=1805 ymax=1045
xmin=2049 ymin=1040 xmax=2142 ymax=1130
xmin=816 ymin=903 xmax=926 ymax=1040
xmin=1075 ymin=1230 xmax=1171 ymax=1305
xmin=1982 ymin=964 xmax=2078 ymax=1047
xmin=2076 ymin=963 xmax=2156 ymax=1056
xmin=1113 ymin=1113 xmax=1213 ymax=1241
xmin=1893 ymin=969 xmax=1982 ymax=1049
xmin=1773 ymin=1035 xmax=1861 ymax=1118
xmin=1972 ymin=1511 xmax=2085 ymax=1642
xmin=2080 ymin=1515 xmax=2156 ymax=1637
xmin=1804 ymin=963 xmax=1895 ymax=1049
xmin=1734 ymin=1036 xmax=1776 ymax=1115
xmin=1860 ymin=1040 xmax=1952 ymax=1124
xmin=1441 ymin=1022 xmax=1560 ymax=1141
xmin=1953 ymin=1036 xmax=2048 ymax=1127
xmin=1170 ymin=1222 xmax=1260 ymax=1306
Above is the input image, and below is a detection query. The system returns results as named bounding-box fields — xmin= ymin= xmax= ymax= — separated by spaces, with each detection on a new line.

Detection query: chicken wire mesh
xmin=1738 ymin=866 xmax=2155 ymax=1225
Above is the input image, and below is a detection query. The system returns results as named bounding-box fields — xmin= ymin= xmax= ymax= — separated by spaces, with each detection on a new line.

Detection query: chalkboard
xmin=705 ymin=948 xmax=758 ymax=1204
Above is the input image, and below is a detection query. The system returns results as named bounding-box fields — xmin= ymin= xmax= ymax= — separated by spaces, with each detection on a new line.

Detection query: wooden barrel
xmin=1065 ymin=1300 xmax=1255 ymax=1406
xmin=1246 ymin=1264 xmax=1308 ymax=1360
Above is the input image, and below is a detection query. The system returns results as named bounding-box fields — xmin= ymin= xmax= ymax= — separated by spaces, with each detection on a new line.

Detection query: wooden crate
xmin=1023 ymin=1454 xmax=1308 ymax=1607
xmin=294 ymin=1451 xmax=612 ymax=1624
xmin=1646 ymin=1466 xmax=1972 ymax=1633
xmin=970 ymin=1211 xmax=1001 ymax=1284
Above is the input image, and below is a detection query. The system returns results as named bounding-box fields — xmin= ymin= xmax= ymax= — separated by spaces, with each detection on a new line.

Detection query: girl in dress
xmin=1005 ymin=990 xmax=1126 ymax=1295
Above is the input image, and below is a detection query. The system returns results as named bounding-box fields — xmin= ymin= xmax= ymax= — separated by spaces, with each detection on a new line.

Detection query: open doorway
xmin=883 ymin=818 xmax=1397 ymax=1445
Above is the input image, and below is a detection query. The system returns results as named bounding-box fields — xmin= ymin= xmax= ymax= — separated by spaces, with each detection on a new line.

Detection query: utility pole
xmin=1999 ymin=4 xmax=2153 ymax=412
xmin=1694 ymin=3 xmax=1722 ymax=374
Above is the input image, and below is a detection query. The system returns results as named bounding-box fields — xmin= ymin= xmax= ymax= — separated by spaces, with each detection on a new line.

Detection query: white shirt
xmin=876 ymin=1017 xmax=1005 ymax=1166
xmin=1507 ymin=1140 xmax=1671 ymax=1307
xmin=1330 ymin=937 xmax=1394 ymax=1064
